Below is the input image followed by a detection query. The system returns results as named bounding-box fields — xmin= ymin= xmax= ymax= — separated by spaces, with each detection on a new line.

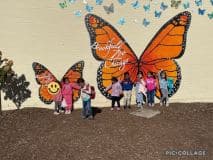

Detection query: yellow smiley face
xmin=47 ymin=82 xmax=60 ymax=94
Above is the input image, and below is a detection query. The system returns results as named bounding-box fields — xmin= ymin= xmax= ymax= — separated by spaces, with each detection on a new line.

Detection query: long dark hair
xmin=77 ymin=78 xmax=85 ymax=84
xmin=63 ymin=77 xmax=69 ymax=83
xmin=160 ymin=70 xmax=167 ymax=80
xmin=111 ymin=77 xmax=118 ymax=83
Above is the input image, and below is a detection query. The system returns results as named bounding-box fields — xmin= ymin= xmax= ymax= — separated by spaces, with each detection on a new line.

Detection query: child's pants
xmin=63 ymin=95 xmax=73 ymax=111
xmin=136 ymin=92 xmax=143 ymax=105
xmin=82 ymin=99 xmax=93 ymax=117
xmin=160 ymin=88 xmax=169 ymax=104
xmin=123 ymin=90 xmax=132 ymax=107
xmin=111 ymin=96 xmax=120 ymax=108
xmin=147 ymin=90 xmax=155 ymax=104
xmin=55 ymin=101 xmax=61 ymax=112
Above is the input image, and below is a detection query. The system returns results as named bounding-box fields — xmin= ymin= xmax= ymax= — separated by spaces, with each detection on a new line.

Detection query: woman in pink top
xmin=62 ymin=77 xmax=80 ymax=114
xmin=145 ymin=72 xmax=157 ymax=107
xmin=105 ymin=77 xmax=123 ymax=111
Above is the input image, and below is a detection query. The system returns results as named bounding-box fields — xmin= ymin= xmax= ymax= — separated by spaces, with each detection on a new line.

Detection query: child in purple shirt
xmin=105 ymin=77 xmax=123 ymax=111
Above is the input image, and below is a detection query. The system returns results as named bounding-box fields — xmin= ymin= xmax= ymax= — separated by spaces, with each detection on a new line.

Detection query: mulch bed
xmin=0 ymin=103 xmax=212 ymax=160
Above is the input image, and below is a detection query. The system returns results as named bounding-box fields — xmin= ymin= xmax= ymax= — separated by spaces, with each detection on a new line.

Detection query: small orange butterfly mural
xmin=32 ymin=61 xmax=84 ymax=104
xmin=85 ymin=11 xmax=191 ymax=99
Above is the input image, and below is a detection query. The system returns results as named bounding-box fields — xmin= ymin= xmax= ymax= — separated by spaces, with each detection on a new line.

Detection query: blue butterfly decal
xmin=198 ymin=8 xmax=206 ymax=15
xmin=171 ymin=0 xmax=181 ymax=9
xmin=131 ymin=1 xmax=141 ymax=9
xmin=85 ymin=4 xmax=94 ymax=12
xmin=154 ymin=10 xmax=162 ymax=18
xmin=152 ymin=0 xmax=159 ymax=6
xmin=160 ymin=2 xmax=168 ymax=11
xmin=96 ymin=0 xmax=103 ymax=5
xmin=182 ymin=1 xmax=190 ymax=9
xmin=142 ymin=18 xmax=150 ymax=27
xmin=118 ymin=17 xmax=126 ymax=25
xmin=207 ymin=12 xmax=213 ymax=19
xmin=210 ymin=0 xmax=213 ymax=5
xmin=118 ymin=0 xmax=126 ymax=5
xmin=143 ymin=4 xmax=150 ymax=12
xmin=59 ymin=1 xmax=67 ymax=9
xmin=74 ymin=10 xmax=82 ymax=17
xmin=68 ymin=0 xmax=76 ymax=4
xmin=103 ymin=3 xmax=114 ymax=14
xmin=195 ymin=0 xmax=202 ymax=6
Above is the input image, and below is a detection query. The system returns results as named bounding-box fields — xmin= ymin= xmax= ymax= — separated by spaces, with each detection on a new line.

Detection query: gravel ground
xmin=0 ymin=103 xmax=212 ymax=160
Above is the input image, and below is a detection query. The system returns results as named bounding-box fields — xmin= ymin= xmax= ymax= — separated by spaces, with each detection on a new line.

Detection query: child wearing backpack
xmin=77 ymin=78 xmax=94 ymax=120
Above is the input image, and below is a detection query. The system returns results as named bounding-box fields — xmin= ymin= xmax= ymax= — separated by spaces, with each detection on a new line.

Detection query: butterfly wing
xmin=139 ymin=11 xmax=191 ymax=98
xmin=109 ymin=3 xmax=114 ymax=13
xmin=32 ymin=62 xmax=59 ymax=104
xmin=85 ymin=14 xmax=138 ymax=99
xmin=62 ymin=61 xmax=84 ymax=102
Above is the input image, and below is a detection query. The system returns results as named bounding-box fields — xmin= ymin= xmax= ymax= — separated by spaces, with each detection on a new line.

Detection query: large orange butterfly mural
xmin=32 ymin=61 xmax=84 ymax=104
xmin=85 ymin=11 xmax=191 ymax=99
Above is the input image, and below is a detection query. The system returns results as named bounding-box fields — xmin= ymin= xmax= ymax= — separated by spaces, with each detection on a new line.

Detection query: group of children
xmin=105 ymin=70 xmax=170 ymax=111
xmin=53 ymin=77 xmax=94 ymax=120
xmin=52 ymin=70 xmax=171 ymax=118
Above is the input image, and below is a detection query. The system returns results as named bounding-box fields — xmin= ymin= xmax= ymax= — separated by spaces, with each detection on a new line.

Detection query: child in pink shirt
xmin=61 ymin=77 xmax=80 ymax=114
xmin=146 ymin=72 xmax=157 ymax=107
